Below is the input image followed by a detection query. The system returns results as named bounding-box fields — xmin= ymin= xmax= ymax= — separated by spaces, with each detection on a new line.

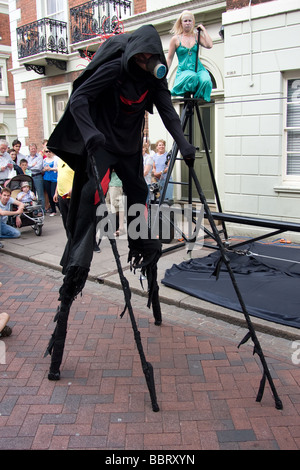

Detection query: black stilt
xmin=190 ymin=166 xmax=283 ymax=409
xmin=45 ymin=303 xmax=70 ymax=381
xmin=45 ymin=266 xmax=89 ymax=380
xmin=90 ymin=153 xmax=160 ymax=412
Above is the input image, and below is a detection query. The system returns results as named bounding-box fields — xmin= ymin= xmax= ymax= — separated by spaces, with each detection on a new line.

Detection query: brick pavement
xmin=0 ymin=255 xmax=300 ymax=451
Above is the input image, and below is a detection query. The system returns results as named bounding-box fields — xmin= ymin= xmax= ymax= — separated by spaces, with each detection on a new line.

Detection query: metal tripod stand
xmin=157 ymin=95 xmax=228 ymax=252
xmin=155 ymin=96 xmax=283 ymax=410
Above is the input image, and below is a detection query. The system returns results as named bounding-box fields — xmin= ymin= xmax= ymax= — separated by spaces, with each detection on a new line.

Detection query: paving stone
xmin=0 ymin=256 xmax=299 ymax=450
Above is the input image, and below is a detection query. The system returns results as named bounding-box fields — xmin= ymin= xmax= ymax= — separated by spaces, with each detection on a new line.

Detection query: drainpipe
xmin=249 ymin=0 xmax=254 ymax=87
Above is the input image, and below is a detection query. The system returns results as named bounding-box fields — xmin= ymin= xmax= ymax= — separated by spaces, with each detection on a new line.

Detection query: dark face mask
xmin=134 ymin=54 xmax=167 ymax=79
xmin=145 ymin=55 xmax=167 ymax=79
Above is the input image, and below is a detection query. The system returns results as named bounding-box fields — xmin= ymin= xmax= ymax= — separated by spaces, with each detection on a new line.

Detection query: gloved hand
xmin=181 ymin=144 xmax=196 ymax=168
xmin=183 ymin=154 xmax=195 ymax=168
xmin=86 ymin=133 xmax=106 ymax=155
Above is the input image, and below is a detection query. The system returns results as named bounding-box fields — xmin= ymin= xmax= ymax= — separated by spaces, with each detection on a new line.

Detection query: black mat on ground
xmin=162 ymin=242 xmax=300 ymax=329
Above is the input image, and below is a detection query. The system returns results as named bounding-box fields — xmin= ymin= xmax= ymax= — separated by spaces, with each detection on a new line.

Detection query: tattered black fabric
xmin=44 ymin=265 xmax=89 ymax=379
xmin=128 ymin=237 xmax=162 ymax=324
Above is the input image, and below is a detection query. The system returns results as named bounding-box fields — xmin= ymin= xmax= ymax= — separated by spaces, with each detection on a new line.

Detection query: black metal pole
xmin=195 ymin=27 xmax=201 ymax=73
xmin=89 ymin=154 xmax=160 ymax=412
xmin=190 ymin=166 xmax=283 ymax=410
xmin=193 ymin=102 xmax=228 ymax=239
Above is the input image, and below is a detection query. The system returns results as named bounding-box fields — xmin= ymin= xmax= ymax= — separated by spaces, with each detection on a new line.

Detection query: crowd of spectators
xmin=0 ymin=138 xmax=60 ymax=246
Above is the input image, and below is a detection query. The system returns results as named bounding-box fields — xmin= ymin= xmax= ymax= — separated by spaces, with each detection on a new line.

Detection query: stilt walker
xmin=44 ymin=25 xmax=196 ymax=411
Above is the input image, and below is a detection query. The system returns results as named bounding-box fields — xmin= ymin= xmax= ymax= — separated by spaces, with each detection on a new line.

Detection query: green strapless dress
xmin=170 ymin=43 xmax=212 ymax=102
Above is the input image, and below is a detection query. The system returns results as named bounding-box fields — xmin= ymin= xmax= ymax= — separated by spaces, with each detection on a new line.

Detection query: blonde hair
xmin=155 ymin=139 xmax=166 ymax=148
xmin=170 ymin=10 xmax=195 ymax=36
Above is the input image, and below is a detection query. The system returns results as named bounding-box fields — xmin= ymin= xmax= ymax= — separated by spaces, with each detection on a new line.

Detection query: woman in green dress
xmin=167 ymin=10 xmax=213 ymax=102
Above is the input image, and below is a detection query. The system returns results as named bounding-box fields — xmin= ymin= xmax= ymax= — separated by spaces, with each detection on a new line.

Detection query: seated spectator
xmin=0 ymin=140 xmax=14 ymax=186
xmin=17 ymin=181 xmax=36 ymax=204
xmin=19 ymin=158 xmax=32 ymax=176
xmin=0 ymin=187 xmax=24 ymax=247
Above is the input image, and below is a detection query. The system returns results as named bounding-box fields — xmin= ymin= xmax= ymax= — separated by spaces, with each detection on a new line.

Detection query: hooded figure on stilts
xmin=44 ymin=25 xmax=195 ymax=382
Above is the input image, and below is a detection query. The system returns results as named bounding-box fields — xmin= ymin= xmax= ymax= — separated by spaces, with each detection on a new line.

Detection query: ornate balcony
xmin=16 ymin=1 xmax=132 ymax=74
xmin=16 ymin=18 xmax=69 ymax=74
xmin=70 ymin=0 xmax=132 ymax=46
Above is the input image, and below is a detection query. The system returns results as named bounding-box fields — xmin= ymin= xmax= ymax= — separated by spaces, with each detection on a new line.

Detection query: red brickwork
xmin=0 ymin=13 xmax=11 ymax=44
xmin=22 ymin=71 xmax=80 ymax=146
xmin=134 ymin=0 xmax=146 ymax=14
xmin=69 ymin=0 xmax=84 ymax=8
xmin=227 ymin=0 xmax=273 ymax=10
xmin=16 ymin=0 xmax=37 ymax=26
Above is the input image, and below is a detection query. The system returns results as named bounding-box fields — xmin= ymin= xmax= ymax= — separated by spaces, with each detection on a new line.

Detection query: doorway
xmin=180 ymin=103 xmax=215 ymax=203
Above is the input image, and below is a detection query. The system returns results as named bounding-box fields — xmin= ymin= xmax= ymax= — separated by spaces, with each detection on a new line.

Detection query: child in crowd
xmin=19 ymin=159 xmax=31 ymax=176
xmin=17 ymin=181 xmax=36 ymax=205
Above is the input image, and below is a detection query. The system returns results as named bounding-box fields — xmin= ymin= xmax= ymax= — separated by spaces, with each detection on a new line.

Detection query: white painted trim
xmin=41 ymin=82 xmax=72 ymax=139
xmin=0 ymin=58 xmax=8 ymax=96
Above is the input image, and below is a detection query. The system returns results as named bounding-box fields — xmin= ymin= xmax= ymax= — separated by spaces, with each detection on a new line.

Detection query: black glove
xmin=86 ymin=133 xmax=106 ymax=155
xmin=181 ymin=143 xmax=195 ymax=168
xmin=183 ymin=154 xmax=195 ymax=168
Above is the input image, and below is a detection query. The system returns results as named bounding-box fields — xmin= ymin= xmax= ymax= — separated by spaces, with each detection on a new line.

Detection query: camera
xmin=149 ymin=182 xmax=160 ymax=203
xmin=149 ymin=182 xmax=160 ymax=194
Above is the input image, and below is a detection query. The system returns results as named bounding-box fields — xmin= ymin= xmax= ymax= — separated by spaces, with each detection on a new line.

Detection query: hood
xmin=122 ymin=25 xmax=168 ymax=79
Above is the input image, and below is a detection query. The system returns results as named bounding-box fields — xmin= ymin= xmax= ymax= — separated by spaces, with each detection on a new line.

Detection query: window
xmin=46 ymin=0 xmax=65 ymax=21
xmin=284 ymin=75 xmax=300 ymax=181
xmin=0 ymin=58 xmax=8 ymax=97
xmin=37 ymin=0 xmax=66 ymax=22
xmin=41 ymin=84 xmax=72 ymax=137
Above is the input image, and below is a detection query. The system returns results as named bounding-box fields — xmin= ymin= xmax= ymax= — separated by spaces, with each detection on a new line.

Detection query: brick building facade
xmin=5 ymin=0 xmax=300 ymax=240
xmin=8 ymin=0 xmax=136 ymax=151
xmin=0 ymin=1 xmax=15 ymax=141
xmin=226 ymin=0 xmax=272 ymax=10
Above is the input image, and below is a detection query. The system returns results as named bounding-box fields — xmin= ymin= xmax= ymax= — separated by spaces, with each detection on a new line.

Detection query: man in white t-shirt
xmin=0 ymin=187 xmax=24 ymax=247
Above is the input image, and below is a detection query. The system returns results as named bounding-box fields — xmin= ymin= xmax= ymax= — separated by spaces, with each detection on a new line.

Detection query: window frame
xmin=0 ymin=57 xmax=9 ymax=97
xmin=37 ymin=0 xmax=67 ymax=22
xmin=41 ymin=83 xmax=72 ymax=138
xmin=283 ymin=71 xmax=300 ymax=185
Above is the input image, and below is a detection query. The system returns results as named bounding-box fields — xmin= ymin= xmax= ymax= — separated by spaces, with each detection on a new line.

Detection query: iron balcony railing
xmin=17 ymin=18 xmax=68 ymax=59
xmin=70 ymin=0 xmax=132 ymax=44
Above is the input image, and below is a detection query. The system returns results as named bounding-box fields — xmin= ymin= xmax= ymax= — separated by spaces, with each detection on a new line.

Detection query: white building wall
xmin=222 ymin=0 xmax=300 ymax=241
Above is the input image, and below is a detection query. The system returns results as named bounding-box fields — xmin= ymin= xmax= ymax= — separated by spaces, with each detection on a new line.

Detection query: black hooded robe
xmin=48 ymin=24 xmax=195 ymax=290
xmin=46 ymin=25 xmax=195 ymax=376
